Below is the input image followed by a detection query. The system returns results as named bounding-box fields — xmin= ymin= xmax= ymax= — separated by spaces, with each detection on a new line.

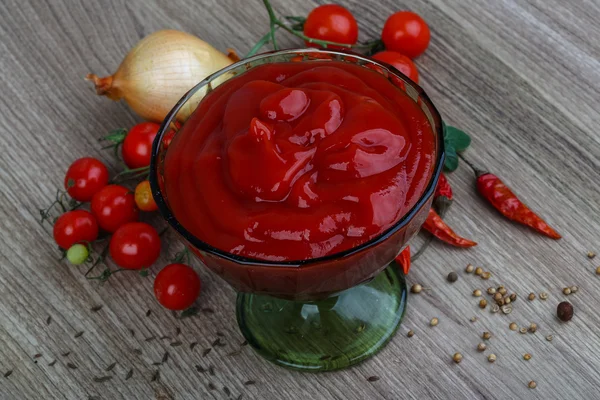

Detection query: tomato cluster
xmin=48 ymin=122 xmax=200 ymax=313
xmin=303 ymin=5 xmax=430 ymax=84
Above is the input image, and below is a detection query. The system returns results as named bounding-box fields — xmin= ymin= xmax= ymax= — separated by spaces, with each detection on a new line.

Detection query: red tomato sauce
xmin=164 ymin=61 xmax=435 ymax=261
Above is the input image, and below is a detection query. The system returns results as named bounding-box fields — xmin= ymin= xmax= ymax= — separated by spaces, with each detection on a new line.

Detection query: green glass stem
xmin=236 ymin=264 xmax=407 ymax=371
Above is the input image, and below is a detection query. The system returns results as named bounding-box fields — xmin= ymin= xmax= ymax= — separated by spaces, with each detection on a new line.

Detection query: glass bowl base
xmin=236 ymin=264 xmax=407 ymax=371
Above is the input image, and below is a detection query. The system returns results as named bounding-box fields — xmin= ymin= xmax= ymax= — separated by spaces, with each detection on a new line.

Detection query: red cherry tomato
xmin=372 ymin=51 xmax=419 ymax=83
xmin=122 ymin=122 xmax=160 ymax=169
xmin=381 ymin=11 xmax=430 ymax=59
xmin=134 ymin=180 xmax=158 ymax=212
xmin=303 ymin=4 xmax=358 ymax=48
xmin=91 ymin=184 xmax=139 ymax=232
xmin=64 ymin=157 xmax=109 ymax=202
xmin=154 ymin=263 xmax=201 ymax=310
xmin=109 ymin=222 xmax=161 ymax=270
xmin=53 ymin=210 xmax=98 ymax=249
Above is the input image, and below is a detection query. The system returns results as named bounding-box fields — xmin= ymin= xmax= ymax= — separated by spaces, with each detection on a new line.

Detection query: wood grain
xmin=1 ymin=0 xmax=599 ymax=398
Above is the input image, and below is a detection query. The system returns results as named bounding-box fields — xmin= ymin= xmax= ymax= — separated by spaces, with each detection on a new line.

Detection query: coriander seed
xmin=447 ymin=272 xmax=458 ymax=282
xmin=411 ymin=284 xmax=422 ymax=293
xmin=546 ymin=335 xmax=553 ymax=341
xmin=491 ymin=304 xmax=500 ymax=313
xmin=528 ymin=293 xmax=536 ymax=301
xmin=509 ymin=293 xmax=517 ymax=302
xmin=487 ymin=287 xmax=496 ymax=295
xmin=523 ymin=353 xmax=532 ymax=360
xmin=504 ymin=296 xmax=511 ymax=305
xmin=596 ymin=266 xmax=600 ymax=275
xmin=477 ymin=343 xmax=486 ymax=352
xmin=528 ymin=323 xmax=537 ymax=333
xmin=473 ymin=289 xmax=482 ymax=297
xmin=498 ymin=287 xmax=507 ymax=296
xmin=482 ymin=331 xmax=492 ymax=340
xmin=481 ymin=272 xmax=491 ymax=280
xmin=465 ymin=264 xmax=474 ymax=273
xmin=470 ymin=316 xmax=478 ymax=322
xmin=557 ymin=301 xmax=573 ymax=322
xmin=570 ymin=285 xmax=578 ymax=293
xmin=509 ymin=322 xmax=518 ymax=331
xmin=453 ymin=353 xmax=463 ymax=363
xmin=528 ymin=381 xmax=537 ymax=389
xmin=479 ymin=299 xmax=488 ymax=309
xmin=493 ymin=292 xmax=503 ymax=301
xmin=562 ymin=287 xmax=571 ymax=295
xmin=539 ymin=292 xmax=548 ymax=300
xmin=501 ymin=305 xmax=512 ymax=314
xmin=430 ymin=318 xmax=439 ymax=326
xmin=488 ymin=354 xmax=496 ymax=363
xmin=588 ymin=251 xmax=596 ymax=259
xmin=474 ymin=267 xmax=483 ymax=276
xmin=519 ymin=327 xmax=527 ymax=334
xmin=407 ymin=330 xmax=414 ymax=338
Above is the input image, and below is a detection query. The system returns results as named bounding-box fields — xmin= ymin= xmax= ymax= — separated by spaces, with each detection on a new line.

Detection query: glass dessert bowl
xmin=150 ymin=48 xmax=444 ymax=371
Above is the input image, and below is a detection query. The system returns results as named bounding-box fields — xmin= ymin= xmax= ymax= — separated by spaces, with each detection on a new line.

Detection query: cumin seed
xmin=93 ymin=376 xmax=112 ymax=383
xmin=125 ymin=369 xmax=133 ymax=380
xmin=66 ymin=363 xmax=77 ymax=370
xmin=202 ymin=348 xmax=212 ymax=357
xmin=91 ymin=305 xmax=103 ymax=312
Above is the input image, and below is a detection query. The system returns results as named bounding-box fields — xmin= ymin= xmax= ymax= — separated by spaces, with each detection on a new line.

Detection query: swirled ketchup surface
xmin=164 ymin=61 xmax=435 ymax=261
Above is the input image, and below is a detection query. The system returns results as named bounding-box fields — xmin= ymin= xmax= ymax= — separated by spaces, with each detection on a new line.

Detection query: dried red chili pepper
xmin=435 ymin=173 xmax=453 ymax=200
xmin=395 ymin=246 xmax=411 ymax=275
xmin=476 ymin=173 xmax=561 ymax=239
xmin=422 ymin=208 xmax=477 ymax=248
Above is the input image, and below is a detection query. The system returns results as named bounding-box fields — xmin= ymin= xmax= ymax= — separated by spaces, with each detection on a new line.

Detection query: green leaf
xmin=445 ymin=125 xmax=471 ymax=152
xmin=139 ymin=269 xmax=149 ymax=277
xmin=444 ymin=147 xmax=459 ymax=171
xmin=100 ymin=128 xmax=127 ymax=145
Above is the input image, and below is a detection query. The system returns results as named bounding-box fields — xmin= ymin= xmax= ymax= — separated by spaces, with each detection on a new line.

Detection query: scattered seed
xmin=479 ymin=299 xmax=488 ymax=309
xmin=144 ymin=336 xmax=156 ymax=342
xmin=159 ymin=335 xmax=171 ymax=340
xmin=488 ymin=354 xmax=496 ymax=363
xmin=474 ymin=267 xmax=483 ymax=276
xmin=223 ymin=387 xmax=231 ymax=396
xmin=562 ymin=287 xmax=571 ymax=295
xmin=227 ymin=350 xmax=242 ymax=356
xmin=588 ymin=251 xmax=596 ymax=259
xmin=528 ymin=323 xmax=537 ymax=333
xmin=546 ymin=335 xmax=553 ymax=342
xmin=208 ymin=382 xmax=216 ymax=390
xmin=61 ymin=351 xmax=70 ymax=357
xmin=596 ymin=266 xmax=600 ymax=275
xmin=430 ymin=318 xmax=439 ymax=327
xmin=190 ymin=342 xmax=198 ymax=351
xmin=487 ymin=287 xmax=496 ymax=295
xmin=175 ymin=327 xmax=181 ymax=336
xmin=132 ymin=349 xmax=142 ymax=356
xmin=501 ymin=305 xmax=512 ymax=314
xmin=523 ymin=353 xmax=532 ymax=360
xmin=465 ymin=264 xmax=474 ymax=273
xmin=152 ymin=362 xmax=162 ymax=366
xmin=66 ymin=363 xmax=77 ymax=370
xmin=491 ymin=304 xmax=500 ymax=313
xmin=519 ymin=328 xmax=527 ymax=334
xmin=410 ymin=284 xmax=422 ymax=294
xmin=528 ymin=293 xmax=536 ymax=301
xmin=557 ymin=301 xmax=573 ymax=321
xmin=90 ymin=305 xmax=103 ymax=312
xmin=473 ymin=289 xmax=482 ymax=297
xmin=509 ymin=293 xmax=517 ymax=302
xmin=481 ymin=272 xmax=491 ymax=280
xmin=477 ymin=343 xmax=486 ymax=352
xmin=407 ymin=330 xmax=414 ymax=338
xmin=48 ymin=360 xmax=57 ymax=367
xmin=203 ymin=348 xmax=212 ymax=357
xmin=46 ymin=316 xmax=52 ymax=325
xmin=493 ymin=292 xmax=503 ymax=301
xmin=129 ymin=329 xmax=135 ymax=337
xmin=452 ymin=353 xmax=463 ymax=363
xmin=202 ymin=307 xmax=215 ymax=314
xmin=237 ymin=395 xmax=244 ymax=400
xmin=162 ymin=352 xmax=169 ymax=363
xmin=528 ymin=381 xmax=537 ymax=389
xmin=33 ymin=353 xmax=42 ymax=359
xmin=447 ymin=272 xmax=458 ymax=282
xmin=93 ymin=376 xmax=113 ymax=383
xmin=4 ymin=370 xmax=13 ymax=378
xmin=482 ymin=331 xmax=492 ymax=340
xmin=125 ymin=369 xmax=133 ymax=380
xmin=498 ymin=287 xmax=507 ymax=296
xmin=170 ymin=341 xmax=182 ymax=347
xmin=211 ymin=338 xmax=221 ymax=347
xmin=570 ymin=286 xmax=579 ymax=293
xmin=195 ymin=365 xmax=206 ymax=373
xmin=509 ymin=322 xmax=518 ymax=331
xmin=504 ymin=297 xmax=511 ymax=305
xmin=208 ymin=366 xmax=215 ymax=376
xmin=367 ymin=376 xmax=380 ymax=382
xmin=244 ymin=380 xmax=256 ymax=385
xmin=105 ymin=362 xmax=116 ymax=372
xmin=151 ymin=370 xmax=159 ymax=382
xmin=74 ymin=331 xmax=84 ymax=338
xmin=539 ymin=292 xmax=548 ymax=300
xmin=145 ymin=310 xmax=152 ymax=317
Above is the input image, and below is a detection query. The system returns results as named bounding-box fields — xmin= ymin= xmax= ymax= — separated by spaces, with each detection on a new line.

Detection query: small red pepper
xmin=395 ymin=246 xmax=411 ymax=275
xmin=422 ymin=208 xmax=477 ymax=248
xmin=435 ymin=173 xmax=453 ymax=200
xmin=476 ymin=173 xmax=561 ymax=239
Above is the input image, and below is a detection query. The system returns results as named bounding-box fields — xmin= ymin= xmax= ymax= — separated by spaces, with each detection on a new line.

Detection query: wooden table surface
xmin=2 ymin=0 xmax=600 ymax=399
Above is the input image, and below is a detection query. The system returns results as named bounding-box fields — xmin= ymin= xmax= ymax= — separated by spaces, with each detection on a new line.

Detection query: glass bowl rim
xmin=149 ymin=48 xmax=445 ymax=267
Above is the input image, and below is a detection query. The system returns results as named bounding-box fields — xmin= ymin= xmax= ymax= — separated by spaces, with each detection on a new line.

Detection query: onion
xmin=87 ymin=30 xmax=233 ymax=122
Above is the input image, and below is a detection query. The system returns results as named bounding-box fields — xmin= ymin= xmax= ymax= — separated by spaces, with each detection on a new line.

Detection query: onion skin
xmin=87 ymin=30 xmax=232 ymax=122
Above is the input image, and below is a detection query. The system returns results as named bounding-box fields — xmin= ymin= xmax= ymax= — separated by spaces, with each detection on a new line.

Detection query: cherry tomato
xmin=122 ymin=122 xmax=160 ymax=169
xmin=381 ymin=11 xmax=430 ymax=59
xmin=64 ymin=157 xmax=109 ymax=202
xmin=303 ymin=4 xmax=358 ymax=48
xmin=53 ymin=210 xmax=98 ymax=249
xmin=135 ymin=180 xmax=158 ymax=212
xmin=91 ymin=184 xmax=139 ymax=232
xmin=154 ymin=263 xmax=201 ymax=310
xmin=67 ymin=244 xmax=89 ymax=265
xmin=109 ymin=222 xmax=161 ymax=270
xmin=372 ymin=51 xmax=419 ymax=83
